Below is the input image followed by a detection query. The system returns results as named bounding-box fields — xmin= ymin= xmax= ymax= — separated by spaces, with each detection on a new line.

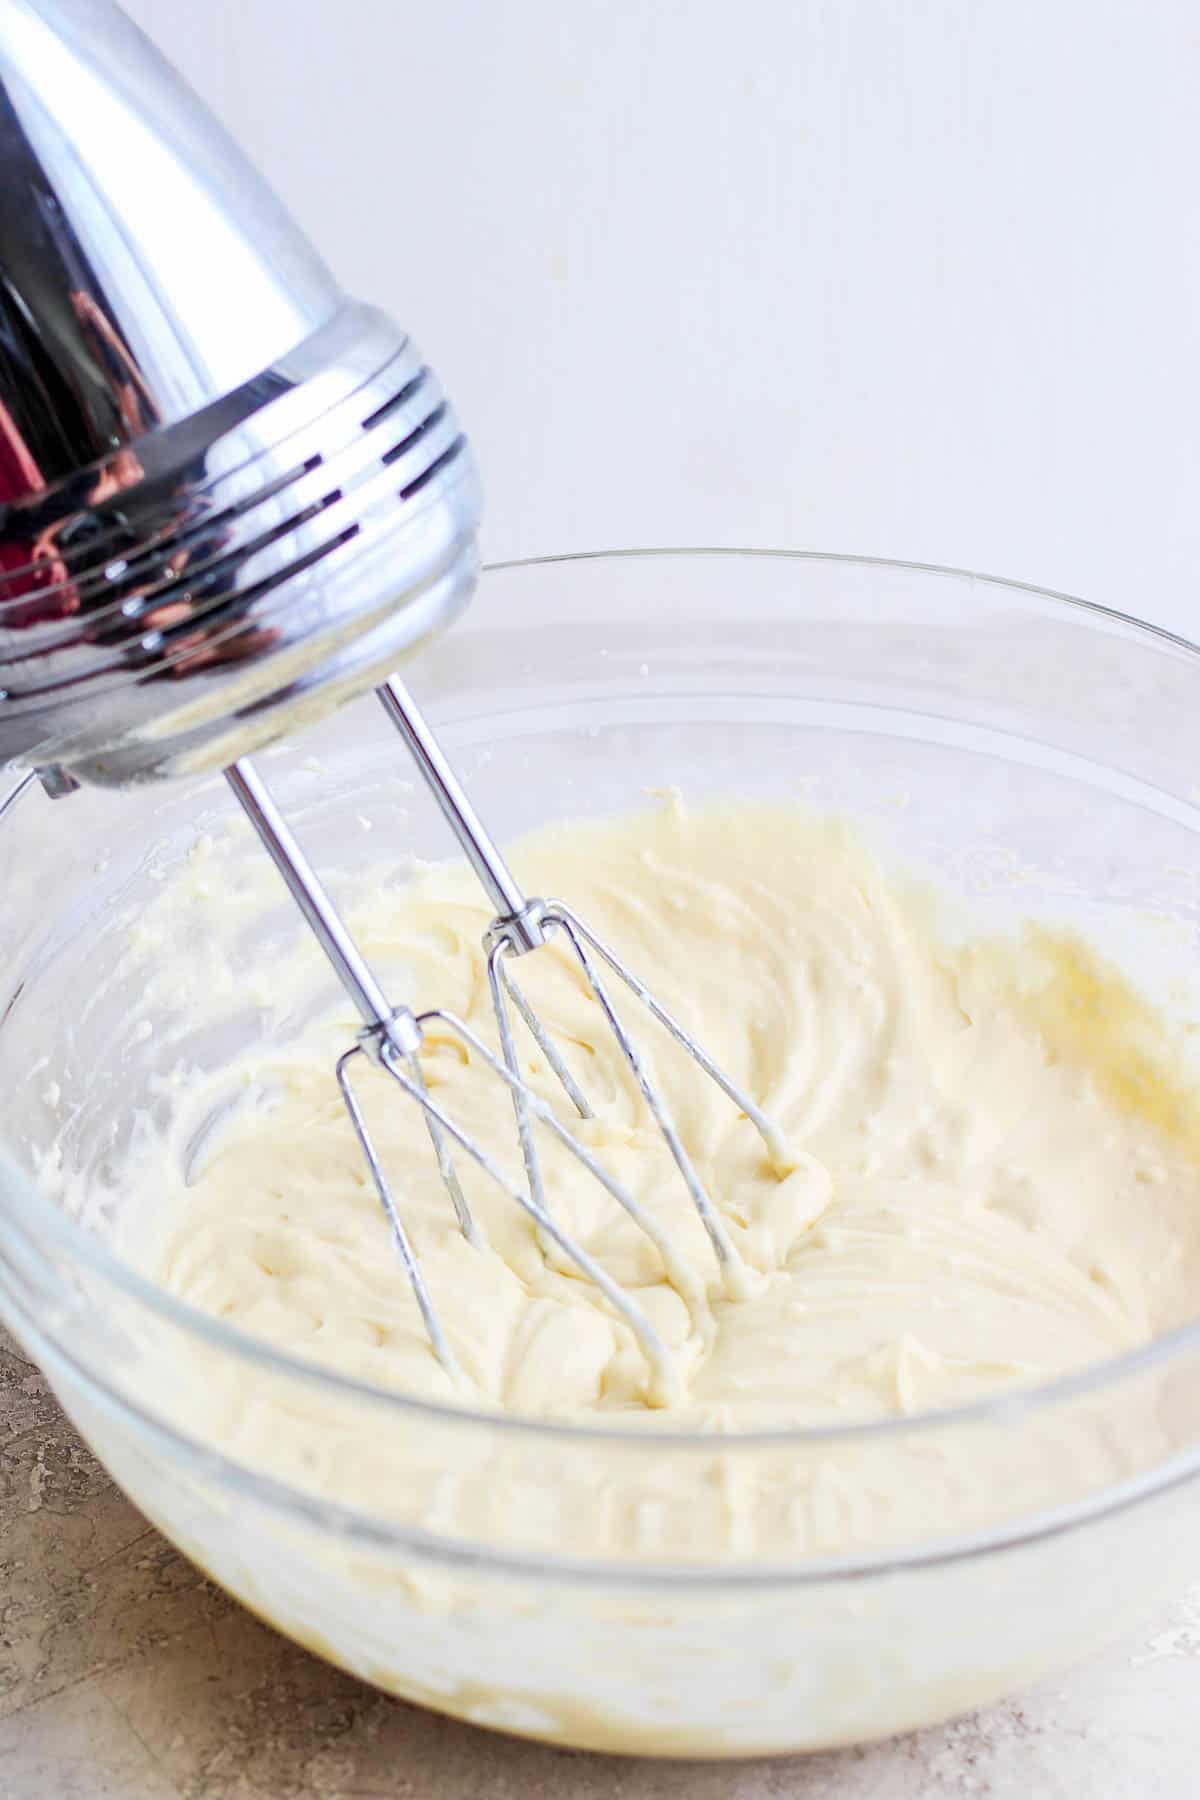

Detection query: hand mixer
xmin=0 ymin=0 xmax=787 ymax=1395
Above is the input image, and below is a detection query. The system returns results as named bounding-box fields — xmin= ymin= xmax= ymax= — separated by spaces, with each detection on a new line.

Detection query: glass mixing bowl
xmin=3 ymin=549 xmax=1200 ymax=1757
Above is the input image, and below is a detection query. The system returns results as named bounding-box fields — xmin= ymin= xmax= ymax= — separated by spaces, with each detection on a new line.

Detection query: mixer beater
xmin=228 ymin=674 xmax=790 ymax=1394
xmin=0 ymin=0 xmax=789 ymax=1394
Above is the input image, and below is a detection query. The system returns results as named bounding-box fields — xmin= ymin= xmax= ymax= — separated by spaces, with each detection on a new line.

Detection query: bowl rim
xmin=5 ymin=544 xmax=1200 ymax=1570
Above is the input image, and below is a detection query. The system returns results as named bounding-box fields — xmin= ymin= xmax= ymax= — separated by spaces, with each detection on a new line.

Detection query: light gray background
xmin=124 ymin=0 xmax=1200 ymax=630
xmin=6 ymin=3 xmax=1200 ymax=1793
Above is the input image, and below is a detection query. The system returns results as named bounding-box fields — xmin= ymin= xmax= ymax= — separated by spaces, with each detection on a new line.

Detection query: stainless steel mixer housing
xmin=0 ymin=0 xmax=481 ymax=788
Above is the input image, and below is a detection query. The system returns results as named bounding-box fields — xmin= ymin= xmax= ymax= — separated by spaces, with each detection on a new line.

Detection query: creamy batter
xmin=110 ymin=797 xmax=1200 ymax=1465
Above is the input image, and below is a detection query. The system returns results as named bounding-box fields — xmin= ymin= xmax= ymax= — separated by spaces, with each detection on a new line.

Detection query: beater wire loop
xmin=405 ymin=1050 xmax=478 ymax=1245
xmin=335 ymin=1044 xmax=462 ymax=1381
xmin=486 ymin=941 xmax=549 ymax=1219
xmin=546 ymin=901 xmax=792 ymax=1174
xmin=539 ymin=903 xmax=745 ymax=1285
xmin=488 ymin=944 xmax=593 ymax=1119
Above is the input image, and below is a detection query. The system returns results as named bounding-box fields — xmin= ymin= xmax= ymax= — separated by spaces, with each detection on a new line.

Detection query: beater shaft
xmin=377 ymin=678 xmax=533 ymax=937
xmin=225 ymin=758 xmax=405 ymax=1047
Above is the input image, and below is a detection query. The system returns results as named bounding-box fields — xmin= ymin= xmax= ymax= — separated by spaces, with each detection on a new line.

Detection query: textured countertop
xmin=0 ymin=1327 xmax=1197 ymax=1797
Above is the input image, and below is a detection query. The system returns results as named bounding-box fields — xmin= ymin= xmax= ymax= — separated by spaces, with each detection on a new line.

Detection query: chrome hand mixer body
xmin=0 ymin=0 xmax=786 ymax=1396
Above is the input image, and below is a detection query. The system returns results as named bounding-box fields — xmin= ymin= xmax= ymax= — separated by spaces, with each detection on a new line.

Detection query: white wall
xmin=126 ymin=0 xmax=1200 ymax=632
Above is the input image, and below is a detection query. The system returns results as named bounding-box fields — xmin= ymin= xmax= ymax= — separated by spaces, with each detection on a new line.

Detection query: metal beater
xmin=0 ymin=1 xmax=786 ymax=1390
